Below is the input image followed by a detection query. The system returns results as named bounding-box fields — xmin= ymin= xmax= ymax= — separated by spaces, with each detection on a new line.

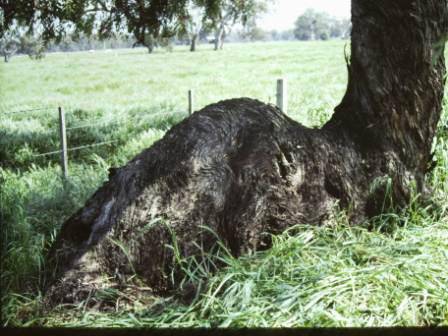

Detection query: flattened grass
xmin=39 ymin=206 xmax=448 ymax=328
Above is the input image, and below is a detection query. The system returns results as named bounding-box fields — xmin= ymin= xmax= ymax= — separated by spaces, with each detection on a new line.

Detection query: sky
xmin=259 ymin=0 xmax=351 ymax=31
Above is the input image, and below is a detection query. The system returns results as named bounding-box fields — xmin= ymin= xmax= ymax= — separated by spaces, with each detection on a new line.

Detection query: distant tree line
xmin=0 ymin=2 xmax=350 ymax=62
xmin=293 ymin=9 xmax=351 ymax=41
xmin=0 ymin=0 xmax=271 ymax=57
xmin=0 ymin=28 xmax=47 ymax=62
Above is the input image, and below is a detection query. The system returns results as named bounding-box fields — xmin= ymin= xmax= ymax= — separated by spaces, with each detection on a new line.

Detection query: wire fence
xmin=1 ymin=103 xmax=189 ymax=176
xmin=2 ymin=79 xmax=288 ymax=183
xmin=33 ymin=140 xmax=120 ymax=157
xmin=66 ymin=110 xmax=185 ymax=131
xmin=0 ymin=106 xmax=57 ymax=116
xmin=30 ymin=109 xmax=187 ymax=160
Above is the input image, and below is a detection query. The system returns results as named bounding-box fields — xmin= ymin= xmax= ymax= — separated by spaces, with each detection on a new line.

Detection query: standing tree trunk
xmin=144 ymin=33 xmax=155 ymax=54
xmin=4 ymin=53 xmax=8 ymax=62
xmin=190 ymin=34 xmax=198 ymax=52
xmin=219 ymin=29 xmax=225 ymax=50
xmin=214 ymin=23 xmax=225 ymax=51
xmin=44 ymin=0 xmax=448 ymax=305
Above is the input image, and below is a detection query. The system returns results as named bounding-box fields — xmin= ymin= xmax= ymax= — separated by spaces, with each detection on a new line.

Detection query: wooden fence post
xmin=58 ymin=106 xmax=69 ymax=180
xmin=188 ymin=89 xmax=194 ymax=116
xmin=276 ymin=78 xmax=288 ymax=114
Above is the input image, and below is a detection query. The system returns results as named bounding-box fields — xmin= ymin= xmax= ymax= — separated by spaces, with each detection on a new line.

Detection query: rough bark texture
xmin=326 ymin=0 xmax=448 ymax=203
xmin=44 ymin=0 xmax=448 ymax=305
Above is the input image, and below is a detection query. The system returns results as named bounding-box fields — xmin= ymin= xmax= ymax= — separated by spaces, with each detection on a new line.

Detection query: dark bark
xmin=44 ymin=0 xmax=448 ymax=305
xmin=190 ymin=34 xmax=198 ymax=52
xmin=326 ymin=0 xmax=447 ymax=207
xmin=4 ymin=54 xmax=8 ymax=63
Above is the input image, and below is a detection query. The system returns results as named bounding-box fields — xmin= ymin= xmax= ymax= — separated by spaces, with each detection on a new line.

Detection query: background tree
xmin=199 ymin=0 xmax=271 ymax=50
xmin=0 ymin=28 xmax=19 ymax=62
xmin=247 ymin=25 xmax=267 ymax=42
xmin=330 ymin=18 xmax=351 ymax=39
xmin=294 ymin=9 xmax=320 ymax=40
xmin=178 ymin=1 xmax=205 ymax=52
xmin=1 ymin=0 xmax=99 ymax=42
xmin=239 ymin=20 xmax=267 ymax=42
xmin=0 ymin=24 xmax=44 ymax=62
xmin=294 ymin=9 xmax=349 ymax=41
xmin=102 ymin=0 xmax=189 ymax=54
xmin=280 ymin=29 xmax=294 ymax=41
xmin=0 ymin=0 xmax=189 ymax=54
xmin=1 ymin=1 xmax=272 ymax=53
xmin=43 ymin=32 xmax=135 ymax=52
xmin=19 ymin=33 xmax=46 ymax=59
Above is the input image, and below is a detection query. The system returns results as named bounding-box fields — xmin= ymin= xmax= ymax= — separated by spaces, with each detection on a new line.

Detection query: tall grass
xmin=0 ymin=41 xmax=447 ymax=327
xmin=35 ymin=205 xmax=448 ymax=327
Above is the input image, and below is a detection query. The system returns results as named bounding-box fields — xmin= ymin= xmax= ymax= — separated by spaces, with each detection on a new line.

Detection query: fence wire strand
xmin=66 ymin=110 xmax=185 ymax=131
xmin=1 ymin=106 xmax=56 ymax=115
xmin=20 ymin=107 xmax=187 ymax=158
xmin=34 ymin=140 xmax=119 ymax=157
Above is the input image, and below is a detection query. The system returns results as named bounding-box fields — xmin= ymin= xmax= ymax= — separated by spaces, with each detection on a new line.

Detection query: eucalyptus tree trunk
xmin=214 ymin=24 xmax=225 ymax=51
xmin=144 ymin=33 xmax=155 ymax=54
xmin=44 ymin=0 xmax=448 ymax=305
xmin=219 ymin=29 xmax=225 ymax=50
xmin=190 ymin=34 xmax=198 ymax=52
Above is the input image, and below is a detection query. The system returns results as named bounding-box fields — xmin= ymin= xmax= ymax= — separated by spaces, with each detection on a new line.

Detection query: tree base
xmin=44 ymin=98 xmax=416 ymax=306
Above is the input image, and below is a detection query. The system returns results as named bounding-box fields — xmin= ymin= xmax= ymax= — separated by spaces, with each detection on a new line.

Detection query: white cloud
xmin=259 ymin=0 xmax=351 ymax=31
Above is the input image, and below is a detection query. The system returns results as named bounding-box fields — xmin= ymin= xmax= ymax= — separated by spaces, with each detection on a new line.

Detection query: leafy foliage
xmin=0 ymin=28 xmax=19 ymax=61
xmin=199 ymin=0 xmax=270 ymax=29
xmin=1 ymin=1 xmax=188 ymax=42
xmin=294 ymin=9 xmax=351 ymax=41
xmin=1 ymin=0 xmax=270 ymax=52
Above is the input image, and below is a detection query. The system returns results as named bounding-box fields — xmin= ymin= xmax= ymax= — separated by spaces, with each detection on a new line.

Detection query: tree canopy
xmin=198 ymin=0 xmax=270 ymax=49
xmin=199 ymin=0 xmax=268 ymax=28
xmin=293 ymin=9 xmax=350 ymax=41
xmin=0 ymin=0 xmax=270 ymax=51
xmin=1 ymin=1 xmax=189 ymax=44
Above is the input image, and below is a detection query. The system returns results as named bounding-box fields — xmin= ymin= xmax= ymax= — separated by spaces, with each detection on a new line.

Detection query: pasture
xmin=1 ymin=41 xmax=447 ymax=327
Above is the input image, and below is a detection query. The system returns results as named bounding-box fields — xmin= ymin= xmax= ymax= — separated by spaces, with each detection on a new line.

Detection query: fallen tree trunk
xmin=44 ymin=0 xmax=447 ymax=305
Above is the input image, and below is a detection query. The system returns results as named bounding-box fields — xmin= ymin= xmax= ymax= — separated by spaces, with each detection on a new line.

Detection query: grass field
xmin=1 ymin=41 xmax=447 ymax=327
